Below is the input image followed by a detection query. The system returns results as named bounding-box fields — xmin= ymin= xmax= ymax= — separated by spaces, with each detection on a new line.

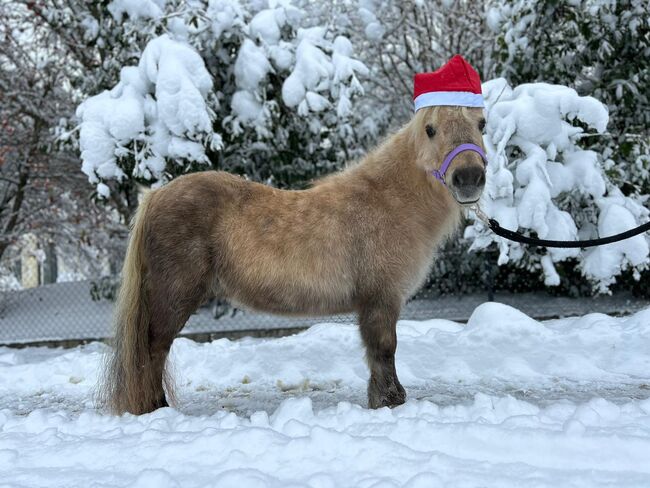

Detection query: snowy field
xmin=1 ymin=302 xmax=650 ymax=487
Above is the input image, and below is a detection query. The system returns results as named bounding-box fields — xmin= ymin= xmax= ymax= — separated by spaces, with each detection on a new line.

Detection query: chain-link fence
xmin=1 ymin=245 xmax=649 ymax=346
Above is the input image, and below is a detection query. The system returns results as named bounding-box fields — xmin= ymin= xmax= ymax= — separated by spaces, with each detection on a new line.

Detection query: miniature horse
xmin=101 ymin=106 xmax=487 ymax=415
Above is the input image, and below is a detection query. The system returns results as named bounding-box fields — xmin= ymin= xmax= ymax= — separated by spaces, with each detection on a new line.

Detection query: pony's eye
xmin=425 ymin=125 xmax=436 ymax=138
xmin=478 ymin=119 xmax=486 ymax=131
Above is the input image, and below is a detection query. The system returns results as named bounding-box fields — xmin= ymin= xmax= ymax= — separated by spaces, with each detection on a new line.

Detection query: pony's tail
xmin=99 ymin=191 xmax=156 ymax=415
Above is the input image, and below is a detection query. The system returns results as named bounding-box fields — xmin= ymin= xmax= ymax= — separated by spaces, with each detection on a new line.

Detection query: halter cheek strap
xmin=431 ymin=143 xmax=488 ymax=185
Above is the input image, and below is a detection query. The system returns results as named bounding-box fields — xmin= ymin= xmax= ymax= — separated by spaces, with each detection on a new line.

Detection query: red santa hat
xmin=413 ymin=55 xmax=483 ymax=111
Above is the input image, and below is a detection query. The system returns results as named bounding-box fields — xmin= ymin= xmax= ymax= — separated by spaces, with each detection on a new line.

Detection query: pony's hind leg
xmin=358 ymin=298 xmax=406 ymax=409
xmin=144 ymin=274 xmax=212 ymax=412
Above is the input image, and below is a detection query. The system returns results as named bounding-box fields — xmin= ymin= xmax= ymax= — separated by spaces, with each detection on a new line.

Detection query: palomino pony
xmin=101 ymin=105 xmax=487 ymax=415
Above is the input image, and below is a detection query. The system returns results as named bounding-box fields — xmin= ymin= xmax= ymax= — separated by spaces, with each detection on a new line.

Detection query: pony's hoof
xmin=153 ymin=395 xmax=169 ymax=409
xmin=368 ymin=384 xmax=406 ymax=409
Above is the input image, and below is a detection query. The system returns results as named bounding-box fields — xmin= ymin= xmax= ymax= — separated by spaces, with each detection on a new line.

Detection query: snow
xmin=230 ymin=38 xmax=273 ymax=125
xmin=0 ymin=267 xmax=21 ymax=292
xmin=282 ymin=71 xmax=307 ymax=108
xmin=364 ymin=21 xmax=385 ymax=41
xmin=107 ymin=0 xmax=166 ymax=21
xmin=281 ymin=29 xmax=366 ymax=117
xmin=282 ymin=32 xmax=332 ymax=109
xmin=77 ymin=35 xmax=214 ymax=194
xmin=357 ymin=3 xmax=385 ymax=41
xmin=469 ymin=78 xmax=649 ymax=289
xmin=486 ymin=7 xmax=503 ymax=32
xmin=1 ymin=303 xmax=650 ymax=486
xmin=80 ymin=15 xmax=99 ymax=42
xmin=249 ymin=9 xmax=283 ymax=45
xmin=583 ymin=202 xmax=650 ymax=291
xmin=305 ymin=91 xmax=330 ymax=112
xmin=140 ymin=36 xmax=213 ymax=137
xmin=231 ymin=90 xmax=264 ymax=123
xmin=96 ymin=182 xmax=111 ymax=199
xmin=234 ymin=39 xmax=272 ymax=91
xmin=206 ymin=0 xmax=245 ymax=39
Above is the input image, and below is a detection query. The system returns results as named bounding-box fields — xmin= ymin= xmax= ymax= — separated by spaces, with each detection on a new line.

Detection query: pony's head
xmin=411 ymin=106 xmax=487 ymax=205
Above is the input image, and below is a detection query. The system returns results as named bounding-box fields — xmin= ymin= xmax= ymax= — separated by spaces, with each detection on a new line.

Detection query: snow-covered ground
xmin=1 ymin=302 xmax=650 ymax=487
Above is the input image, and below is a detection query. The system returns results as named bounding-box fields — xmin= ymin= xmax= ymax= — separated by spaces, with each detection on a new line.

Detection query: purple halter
xmin=431 ymin=143 xmax=488 ymax=185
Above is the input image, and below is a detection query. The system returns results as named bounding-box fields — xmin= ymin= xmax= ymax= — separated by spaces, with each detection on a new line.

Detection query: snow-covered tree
xmin=465 ymin=79 xmax=649 ymax=292
xmin=77 ymin=0 xmax=369 ymax=212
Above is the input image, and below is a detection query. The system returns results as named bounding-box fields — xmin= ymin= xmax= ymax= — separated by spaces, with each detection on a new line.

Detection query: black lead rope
xmin=471 ymin=205 xmax=650 ymax=249
xmin=488 ymin=218 xmax=650 ymax=248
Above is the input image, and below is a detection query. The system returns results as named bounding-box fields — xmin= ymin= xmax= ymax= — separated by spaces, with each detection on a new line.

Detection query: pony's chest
xmin=400 ymin=241 xmax=439 ymax=298
xmin=397 ymin=214 xmax=460 ymax=299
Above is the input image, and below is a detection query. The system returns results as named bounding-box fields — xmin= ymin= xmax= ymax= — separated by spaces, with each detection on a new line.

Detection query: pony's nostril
xmin=452 ymin=171 xmax=463 ymax=188
xmin=477 ymin=171 xmax=486 ymax=187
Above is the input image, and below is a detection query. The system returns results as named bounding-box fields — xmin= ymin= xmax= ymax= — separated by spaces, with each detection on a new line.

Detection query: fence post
xmin=42 ymin=241 xmax=58 ymax=284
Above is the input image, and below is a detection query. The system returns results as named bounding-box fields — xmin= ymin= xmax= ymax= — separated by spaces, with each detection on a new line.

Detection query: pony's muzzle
xmin=433 ymin=143 xmax=488 ymax=204
xmin=449 ymin=165 xmax=486 ymax=204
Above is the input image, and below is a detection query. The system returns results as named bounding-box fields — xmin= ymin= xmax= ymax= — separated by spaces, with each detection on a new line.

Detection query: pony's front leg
xmin=358 ymin=300 xmax=406 ymax=409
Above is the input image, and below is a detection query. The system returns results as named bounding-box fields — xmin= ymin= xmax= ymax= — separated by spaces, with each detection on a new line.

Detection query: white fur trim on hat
xmin=414 ymin=91 xmax=484 ymax=111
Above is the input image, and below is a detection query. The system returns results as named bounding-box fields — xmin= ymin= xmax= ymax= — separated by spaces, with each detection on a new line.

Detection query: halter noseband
xmin=431 ymin=143 xmax=488 ymax=186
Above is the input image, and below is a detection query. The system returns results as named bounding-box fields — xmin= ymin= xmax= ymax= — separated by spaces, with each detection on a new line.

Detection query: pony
xmin=100 ymin=105 xmax=487 ymax=415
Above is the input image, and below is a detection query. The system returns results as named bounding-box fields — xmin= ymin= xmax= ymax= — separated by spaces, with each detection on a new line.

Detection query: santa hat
xmin=413 ymin=55 xmax=483 ymax=111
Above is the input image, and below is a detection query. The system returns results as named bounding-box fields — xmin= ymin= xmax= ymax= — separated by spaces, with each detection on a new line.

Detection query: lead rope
xmin=469 ymin=204 xmax=650 ymax=249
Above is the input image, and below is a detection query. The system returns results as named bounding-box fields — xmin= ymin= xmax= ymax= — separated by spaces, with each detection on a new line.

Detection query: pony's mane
xmin=312 ymin=122 xmax=416 ymax=188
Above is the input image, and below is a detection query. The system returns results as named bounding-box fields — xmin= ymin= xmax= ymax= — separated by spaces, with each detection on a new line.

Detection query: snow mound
xmin=465 ymin=302 xmax=552 ymax=341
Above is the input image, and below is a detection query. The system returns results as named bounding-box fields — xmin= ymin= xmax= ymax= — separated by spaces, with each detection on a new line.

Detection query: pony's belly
xmin=220 ymin=258 xmax=355 ymax=316
xmin=228 ymin=281 xmax=354 ymax=316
